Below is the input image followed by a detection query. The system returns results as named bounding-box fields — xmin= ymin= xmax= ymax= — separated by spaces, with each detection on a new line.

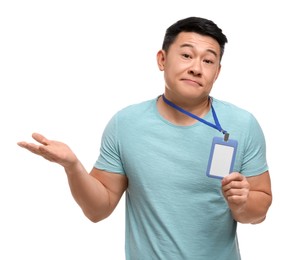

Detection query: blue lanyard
xmin=162 ymin=94 xmax=229 ymax=141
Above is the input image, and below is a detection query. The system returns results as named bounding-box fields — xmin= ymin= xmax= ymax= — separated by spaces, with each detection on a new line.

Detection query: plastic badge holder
xmin=206 ymin=137 xmax=238 ymax=179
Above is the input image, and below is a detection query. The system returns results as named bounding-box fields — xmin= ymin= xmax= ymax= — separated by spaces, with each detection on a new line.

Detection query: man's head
xmin=162 ymin=17 xmax=228 ymax=61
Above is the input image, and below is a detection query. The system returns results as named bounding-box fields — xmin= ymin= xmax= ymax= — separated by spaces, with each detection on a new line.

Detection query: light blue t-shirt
xmin=94 ymin=97 xmax=268 ymax=260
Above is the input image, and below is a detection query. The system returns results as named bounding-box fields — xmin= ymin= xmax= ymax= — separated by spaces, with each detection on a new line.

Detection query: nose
xmin=188 ymin=60 xmax=202 ymax=76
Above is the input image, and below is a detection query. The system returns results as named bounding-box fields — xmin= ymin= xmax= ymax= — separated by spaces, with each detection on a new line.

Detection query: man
xmin=18 ymin=17 xmax=272 ymax=259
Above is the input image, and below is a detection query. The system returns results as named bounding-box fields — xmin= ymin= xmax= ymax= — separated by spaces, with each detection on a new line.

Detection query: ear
xmin=157 ymin=50 xmax=166 ymax=71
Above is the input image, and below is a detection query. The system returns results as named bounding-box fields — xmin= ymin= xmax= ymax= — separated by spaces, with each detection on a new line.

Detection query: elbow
xmin=243 ymin=195 xmax=273 ymax=224
xmin=88 ymin=216 xmax=104 ymax=223
xmin=254 ymin=193 xmax=272 ymax=223
xmin=84 ymin=209 xmax=111 ymax=223
xmin=252 ymin=197 xmax=272 ymax=224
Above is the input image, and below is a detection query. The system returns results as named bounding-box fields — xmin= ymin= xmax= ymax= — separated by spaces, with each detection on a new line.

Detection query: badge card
xmin=206 ymin=137 xmax=238 ymax=179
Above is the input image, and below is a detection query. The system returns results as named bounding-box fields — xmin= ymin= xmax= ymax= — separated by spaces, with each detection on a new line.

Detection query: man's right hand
xmin=17 ymin=132 xmax=78 ymax=169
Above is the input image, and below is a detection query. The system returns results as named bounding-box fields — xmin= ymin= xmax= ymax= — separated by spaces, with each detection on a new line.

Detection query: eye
xmin=182 ymin=53 xmax=192 ymax=59
xmin=203 ymin=59 xmax=214 ymax=64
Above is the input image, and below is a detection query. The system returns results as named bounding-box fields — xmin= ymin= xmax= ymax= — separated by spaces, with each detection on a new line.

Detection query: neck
xmin=157 ymin=94 xmax=211 ymax=126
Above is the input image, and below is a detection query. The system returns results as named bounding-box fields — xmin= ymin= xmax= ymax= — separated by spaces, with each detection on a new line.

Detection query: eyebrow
xmin=180 ymin=43 xmax=218 ymax=57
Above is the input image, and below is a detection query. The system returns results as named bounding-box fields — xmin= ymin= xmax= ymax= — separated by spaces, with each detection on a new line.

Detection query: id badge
xmin=206 ymin=137 xmax=238 ymax=179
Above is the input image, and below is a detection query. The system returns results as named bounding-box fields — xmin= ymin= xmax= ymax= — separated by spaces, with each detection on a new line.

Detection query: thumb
xmin=32 ymin=132 xmax=50 ymax=145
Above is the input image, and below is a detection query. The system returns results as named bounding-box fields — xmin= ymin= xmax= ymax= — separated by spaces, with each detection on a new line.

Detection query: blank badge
xmin=206 ymin=137 xmax=238 ymax=179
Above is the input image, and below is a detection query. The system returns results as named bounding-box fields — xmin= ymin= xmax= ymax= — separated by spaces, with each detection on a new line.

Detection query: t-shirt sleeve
xmin=240 ymin=114 xmax=268 ymax=177
xmin=94 ymin=114 xmax=125 ymax=174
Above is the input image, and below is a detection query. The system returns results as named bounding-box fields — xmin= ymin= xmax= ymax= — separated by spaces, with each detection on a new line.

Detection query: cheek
xmin=202 ymin=75 xmax=217 ymax=92
xmin=163 ymin=64 xmax=178 ymax=82
xmin=206 ymin=68 xmax=220 ymax=84
xmin=166 ymin=56 xmax=187 ymax=71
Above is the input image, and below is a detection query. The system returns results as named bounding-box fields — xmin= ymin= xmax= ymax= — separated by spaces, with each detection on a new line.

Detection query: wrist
xmin=64 ymin=159 xmax=83 ymax=176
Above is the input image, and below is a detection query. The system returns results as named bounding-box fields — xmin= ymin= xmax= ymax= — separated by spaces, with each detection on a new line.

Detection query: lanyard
xmin=162 ymin=94 xmax=229 ymax=141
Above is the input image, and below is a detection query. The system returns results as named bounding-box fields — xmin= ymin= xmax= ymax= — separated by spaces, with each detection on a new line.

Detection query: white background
xmin=1 ymin=0 xmax=293 ymax=259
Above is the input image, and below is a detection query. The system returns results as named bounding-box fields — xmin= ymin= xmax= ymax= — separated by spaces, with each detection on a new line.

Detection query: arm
xmin=221 ymin=171 xmax=272 ymax=224
xmin=17 ymin=133 xmax=128 ymax=222
xmin=66 ymin=164 xmax=127 ymax=222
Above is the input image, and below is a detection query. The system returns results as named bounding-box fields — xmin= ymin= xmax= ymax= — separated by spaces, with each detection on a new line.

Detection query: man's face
xmin=157 ymin=32 xmax=221 ymax=103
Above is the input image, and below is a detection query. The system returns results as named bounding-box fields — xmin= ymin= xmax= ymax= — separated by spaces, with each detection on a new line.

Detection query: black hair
xmin=162 ymin=17 xmax=228 ymax=60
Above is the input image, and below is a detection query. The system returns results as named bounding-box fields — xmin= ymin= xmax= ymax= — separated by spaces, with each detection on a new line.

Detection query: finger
xmin=222 ymin=183 xmax=249 ymax=195
xmin=226 ymin=194 xmax=247 ymax=205
xmin=17 ymin=142 xmax=43 ymax=155
xmin=32 ymin=132 xmax=50 ymax=145
xmin=19 ymin=141 xmax=56 ymax=163
xmin=224 ymin=179 xmax=244 ymax=188
xmin=17 ymin=141 xmax=27 ymax=148
xmin=224 ymin=186 xmax=247 ymax=197
xmin=222 ymin=172 xmax=244 ymax=185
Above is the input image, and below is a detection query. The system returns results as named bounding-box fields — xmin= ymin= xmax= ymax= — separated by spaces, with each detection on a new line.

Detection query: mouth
xmin=181 ymin=78 xmax=203 ymax=87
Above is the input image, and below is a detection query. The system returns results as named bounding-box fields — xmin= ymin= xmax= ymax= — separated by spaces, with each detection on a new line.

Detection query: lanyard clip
xmin=223 ymin=132 xmax=229 ymax=142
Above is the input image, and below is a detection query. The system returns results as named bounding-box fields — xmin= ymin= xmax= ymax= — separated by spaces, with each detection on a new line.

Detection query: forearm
xmin=64 ymin=161 xmax=111 ymax=222
xmin=17 ymin=133 xmax=115 ymax=221
xmin=231 ymin=190 xmax=272 ymax=224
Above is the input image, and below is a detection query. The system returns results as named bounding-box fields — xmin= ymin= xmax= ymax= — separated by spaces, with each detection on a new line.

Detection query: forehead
xmin=173 ymin=32 xmax=220 ymax=54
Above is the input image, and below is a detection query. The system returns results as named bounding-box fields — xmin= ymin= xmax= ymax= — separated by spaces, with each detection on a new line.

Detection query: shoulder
xmin=115 ymin=98 xmax=157 ymax=120
xmin=212 ymin=97 xmax=265 ymax=141
xmin=212 ymin=97 xmax=256 ymax=122
xmin=104 ymin=98 xmax=157 ymax=132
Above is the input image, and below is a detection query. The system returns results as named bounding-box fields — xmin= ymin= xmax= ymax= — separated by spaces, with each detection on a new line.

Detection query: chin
xmin=179 ymin=90 xmax=207 ymax=100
